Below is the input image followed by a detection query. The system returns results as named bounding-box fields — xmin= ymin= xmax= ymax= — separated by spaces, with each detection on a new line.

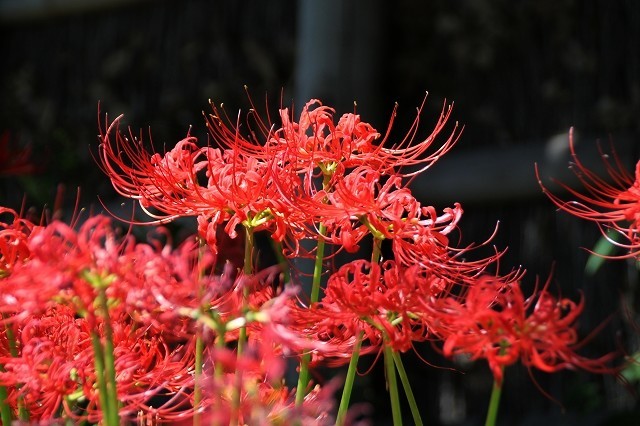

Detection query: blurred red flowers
xmin=0 ymin=132 xmax=36 ymax=177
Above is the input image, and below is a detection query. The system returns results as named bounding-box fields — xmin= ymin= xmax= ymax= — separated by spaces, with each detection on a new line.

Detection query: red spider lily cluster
xmin=0 ymin=211 xmax=331 ymax=424
xmin=0 ymin=96 xmax=621 ymax=425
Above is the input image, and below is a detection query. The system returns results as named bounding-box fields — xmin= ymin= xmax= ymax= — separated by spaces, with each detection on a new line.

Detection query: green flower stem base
xmin=485 ymin=374 xmax=503 ymax=426
xmin=392 ymin=351 xmax=423 ymax=426
xmin=384 ymin=345 xmax=403 ymax=426
xmin=336 ymin=330 xmax=364 ymax=425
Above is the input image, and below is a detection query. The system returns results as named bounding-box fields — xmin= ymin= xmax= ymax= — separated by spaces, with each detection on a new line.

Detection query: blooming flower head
xmin=537 ymin=129 xmax=640 ymax=258
xmin=0 ymin=215 xmax=134 ymax=323
xmin=0 ymin=305 xmax=91 ymax=419
xmin=432 ymin=275 xmax=617 ymax=385
xmin=291 ymin=259 xmax=451 ymax=365
xmin=98 ymin=114 xmax=301 ymax=255
xmin=205 ymin=94 xmax=461 ymax=179
xmin=0 ymin=206 xmax=36 ymax=277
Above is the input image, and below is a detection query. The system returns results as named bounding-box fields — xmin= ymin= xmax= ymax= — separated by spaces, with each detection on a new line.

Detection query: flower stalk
xmin=0 ymin=374 xmax=12 ymax=425
xmin=193 ymin=328 xmax=204 ymax=426
xmin=2 ymin=318 xmax=28 ymax=421
xmin=296 ymin=172 xmax=332 ymax=405
xmin=392 ymin=351 xmax=423 ymax=426
xmin=95 ymin=286 xmax=120 ymax=426
xmin=384 ymin=345 xmax=403 ymax=426
xmin=484 ymin=372 xmax=504 ymax=426
xmin=336 ymin=330 xmax=364 ymax=426
xmin=231 ymin=225 xmax=256 ymax=425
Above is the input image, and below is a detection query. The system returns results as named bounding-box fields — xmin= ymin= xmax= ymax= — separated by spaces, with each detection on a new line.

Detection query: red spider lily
xmin=193 ymin=149 xmax=301 ymax=250
xmin=289 ymin=260 xmax=450 ymax=365
xmin=323 ymin=169 xmax=420 ymax=244
xmin=97 ymin=117 xmax=213 ymax=221
xmin=114 ymin=230 xmax=229 ymax=341
xmin=273 ymin=164 xmax=464 ymax=259
xmin=250 ymin=98 xmax=381 ymax=176
xmin=87 ymin=324 xmax=196 ymax=423
xmin=0 ymin=207 xmax=37 ymax=277
xmin=0 ymin=305 xmax=93 ymax=419
xmin=124 ymin=253 xmax=285 ymax=346
xmin=270 ymin=165 xmax=506 ymax=302
xmin=98 ymin=115 xmax=301 ymax=255
xmin=390 ymin=217 xmax=505 ymax=282
xmin=205 ymin=93 xmax=462 ymax=179
xmin=536 ymin=129 xmax=640 ymax=258
xmin=0 ymin=305 xmax=196 ymax=423
xmin=431 ymin=276 xmax=617 ymax=385
xmin=0 ymin=211 xmax=305 ymax=422
xmin=273 ymin=168 xmax=404 ymax=254
xmin=0 ymin=215 xmax=134 ymax=323
xmin=291 ymin=164 xmax=501 ymax=280
xmin=203 ymin=96 xmax=463 ymax=258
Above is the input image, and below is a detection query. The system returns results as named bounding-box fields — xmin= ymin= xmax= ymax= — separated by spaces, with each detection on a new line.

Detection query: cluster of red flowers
xmin=0 ymin=97 xmax=621 ymax=424
xmin=0 ymin=209 xmax=335 ymax=424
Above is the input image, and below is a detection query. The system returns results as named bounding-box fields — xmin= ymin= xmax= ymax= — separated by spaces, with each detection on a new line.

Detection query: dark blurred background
xmin=1 ymin=0 xmax=639 ymax=424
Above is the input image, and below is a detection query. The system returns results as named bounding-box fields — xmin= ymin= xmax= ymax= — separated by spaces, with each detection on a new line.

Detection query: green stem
xmin=209 ymin=314 xmax=227 ymax=426
xmin=384 ymin=345 xmax=403 ymax=426
xmin=193 ymin=240 xmax=209 ymax=426
xmin=237 ymin=225 xmax=254 ymax=358
xmin=243 ymin=225 xmax=255 ymax=276
xmin=193 ymin=330 xmax=203 ymax=426
xmin=4 ymin=323 xmax=18 ymax=358
xmin=231 ymin=226 xmax=255 ymax=425
xmin=96 ymin=288 xmax=119 ymax=426
xmin=3 ymin=319 xmax=28 ymax=421
xmin=296 ymin=172 xmax=335 ymax=406
xmin=336 ymin=330 xmax=364 ymax=426
xmin=484 ymin=374 xmax=503 ymax=426
xmin=0 ymin=381 xmax=12 ymax=426
xmin=336 ymin=238 xmax=383 ymax=423
xmin=270 ymin=239 xmax=290 ymax=285
xmin=295 ymin=221 xmax=328 ymax=405
xmin=308 ymin=171 xmax=332 ymax=304
xmin=90 ymin=331 xmax=112 ymax=426
xmin=392 ymin=351 xmax=423 ymax=426
xmin=371 ymin=237 xmax=382 ymax=265
xmin=295 ymin=352 xmax=312 ymax=406
xmin=309 ymin=222 xmax=327 ymax=304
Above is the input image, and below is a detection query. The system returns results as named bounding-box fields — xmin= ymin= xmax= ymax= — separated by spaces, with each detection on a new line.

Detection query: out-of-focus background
xmin=1 ymin=0 xmax=639 ymax=424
